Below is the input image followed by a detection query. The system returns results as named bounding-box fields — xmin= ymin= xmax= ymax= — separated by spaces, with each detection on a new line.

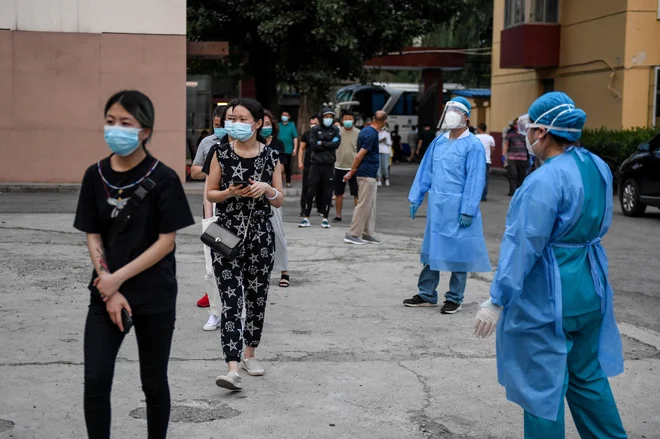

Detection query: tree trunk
xmin=249 ymin=41 xmax=279 ymax=113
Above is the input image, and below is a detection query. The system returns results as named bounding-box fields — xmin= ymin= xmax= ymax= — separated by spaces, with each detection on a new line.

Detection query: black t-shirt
xmin=271 ymin=138 xmax=287 ymax=165
xmin=392 ymin=133 xmax=401 ymax=148
xmin=74 ymin=154 xmax=195 ymax=314
xmin=301 ymin=130 xmax=313 ymax=166
xmin=419 ymin=130 xmax=436 ymax=155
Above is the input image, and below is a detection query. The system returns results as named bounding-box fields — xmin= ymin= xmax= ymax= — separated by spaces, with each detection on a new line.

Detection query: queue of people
xmin=75 ymin=89 xmax=628 ymax=439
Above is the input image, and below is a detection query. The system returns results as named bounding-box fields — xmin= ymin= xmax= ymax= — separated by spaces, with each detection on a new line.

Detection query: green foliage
xmin=187 ymin=0 xmax=462 ymax=108
xmin=580 ymin=127 xmax=659 ymax=174
xmin=423 ymin=0 xmax=493 ymax=87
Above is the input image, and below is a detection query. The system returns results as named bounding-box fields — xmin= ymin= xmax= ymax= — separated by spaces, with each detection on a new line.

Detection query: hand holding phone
xmin=228 ymin=181 xmax=252 ymax=197
xmin=121 ymin=308 xmax=133 ymax=334
xmin=232 ymin=180 xmax=251 ymax=188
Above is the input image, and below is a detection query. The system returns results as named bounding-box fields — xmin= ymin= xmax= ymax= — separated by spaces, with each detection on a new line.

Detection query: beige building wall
xmin=491 ymin=0 xmax=660 ymax=132
xmin=0 ymin=0 xmax=186 ymax=183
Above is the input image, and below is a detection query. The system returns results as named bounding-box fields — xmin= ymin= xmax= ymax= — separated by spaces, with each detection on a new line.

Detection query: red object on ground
xmin=197 ymin=293 xmax=210 ymax=308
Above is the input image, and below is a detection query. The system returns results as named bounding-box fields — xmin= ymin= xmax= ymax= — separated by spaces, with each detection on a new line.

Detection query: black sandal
xmin=279 ymin=273 xmax=290 ymax=288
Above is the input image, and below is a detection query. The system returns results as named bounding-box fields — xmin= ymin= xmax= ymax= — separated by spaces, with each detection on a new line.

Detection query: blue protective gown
xmin=490 ymin=147 xmax=624 ymax=423
xmin=409 ymin=131 xmax=492 ymax=273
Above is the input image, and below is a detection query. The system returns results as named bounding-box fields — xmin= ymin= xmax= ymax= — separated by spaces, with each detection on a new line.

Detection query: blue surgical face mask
xmin=261 ymin=126 xmax=273 ymax=137
xmin=224 ymin=120 xmax=234 ymax=138
xmin=323 ymin=118 xmax=333 ymax=127
xmin=214 ymin=127 xmax=227 ymax=139
xmin=281 ymin=116 xmax=289 ymax=123
xmin=232 ymin=122 xmax=256 ymax=142
xmin=104 ymin=126 xmax=142 ymax=157
xmin=343 ymin=120 xmax=354 ymax=129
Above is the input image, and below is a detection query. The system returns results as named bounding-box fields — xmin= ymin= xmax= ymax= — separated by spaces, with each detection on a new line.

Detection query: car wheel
xmin=620 ymin=179 xmax=647 ymax=217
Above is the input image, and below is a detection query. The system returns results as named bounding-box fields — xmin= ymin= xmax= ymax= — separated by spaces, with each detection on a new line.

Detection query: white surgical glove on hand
xmin=474 ymin=299 xmax=503 ymax=338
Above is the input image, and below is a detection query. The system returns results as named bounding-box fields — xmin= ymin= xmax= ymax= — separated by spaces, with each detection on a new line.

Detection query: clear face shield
xmin=438 ymin=101 xmax=469 ymax=131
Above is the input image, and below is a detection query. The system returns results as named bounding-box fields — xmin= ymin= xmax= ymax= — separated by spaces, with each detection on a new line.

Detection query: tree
xmin=423 ymin=0 xmax=493 ymax=87
xmin=187 ymin=0 xmax=463 ymax=111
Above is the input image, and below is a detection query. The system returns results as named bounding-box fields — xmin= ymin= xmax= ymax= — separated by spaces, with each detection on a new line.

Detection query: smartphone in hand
xmin=232 ymin=180 xmax=250 ymax=189
xmin=121 ymin=308 xmax=133 ymax=334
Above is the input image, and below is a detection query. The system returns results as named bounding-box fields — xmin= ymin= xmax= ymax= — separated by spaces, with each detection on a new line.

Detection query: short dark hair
xmin=212 ymin=105 xmax=224 ymax=119
xmin=104 ymin=90 xmax=155 ymax=144
xmin=478 ymin=123 xmax=487 ymax=131
xmin=310 ymin=115 xmax=319 ymax=122
xmin=282 ymin=110 xmax=290 ymax=116
xmin=423 ymin=122 xmax=431 ymax=128
xmin=341 ymin=111 xmax=355 ymax=120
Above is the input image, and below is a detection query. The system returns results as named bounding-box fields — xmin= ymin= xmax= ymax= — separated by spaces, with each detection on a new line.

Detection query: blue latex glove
xmin=332 ymin=137 xmax=339 ymax=143
xmin=501 ymin=155 xmax=506 ymax=164
xmin=459 ymin=214 xmax=473 ymax=227
xmin=410 ymin=203 xmax=420 ymax=220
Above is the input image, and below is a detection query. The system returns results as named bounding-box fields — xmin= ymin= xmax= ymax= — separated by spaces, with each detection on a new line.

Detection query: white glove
xmin=474 ymin=299 xmax=503 ymax=339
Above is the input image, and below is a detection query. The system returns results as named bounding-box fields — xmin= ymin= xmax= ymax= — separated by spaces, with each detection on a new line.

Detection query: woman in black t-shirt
xmin=207 ymin=98 xmax=284 ymax=391
xmin=74 ymin=90 xmax=194 ymax=439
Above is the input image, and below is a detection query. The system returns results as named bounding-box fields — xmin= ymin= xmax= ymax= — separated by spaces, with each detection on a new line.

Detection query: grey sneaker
xmin=344 ymin=234 xmax=366 ymax=245
xmin=362 ymin=235 xmax=382 ymax=245
xmin=215 ymin=371 xmax=242 ymax=391
xmin=241 ymin=358 xmax=265 ymax=376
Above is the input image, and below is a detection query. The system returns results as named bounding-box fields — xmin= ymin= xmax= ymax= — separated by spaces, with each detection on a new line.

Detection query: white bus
xmin=335 ymin=83 xmax=419 ymax=142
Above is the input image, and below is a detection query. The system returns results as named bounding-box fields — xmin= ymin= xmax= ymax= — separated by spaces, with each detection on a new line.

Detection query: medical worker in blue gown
xmin=404 ymin=97 xmax=492 ymax=314
xmin=474 ymin=92 xmax=627 ymax=439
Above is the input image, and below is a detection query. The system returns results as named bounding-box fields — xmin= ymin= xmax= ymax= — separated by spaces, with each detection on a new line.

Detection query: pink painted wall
xmin=0 ymin=30 xmax=187 ymax=183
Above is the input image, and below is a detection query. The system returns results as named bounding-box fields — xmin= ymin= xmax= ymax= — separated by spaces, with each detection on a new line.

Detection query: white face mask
xmin=442 ymin=111 xmax=464 ymax=130
xmin=525 ymin=132 xmax=538 ymax=157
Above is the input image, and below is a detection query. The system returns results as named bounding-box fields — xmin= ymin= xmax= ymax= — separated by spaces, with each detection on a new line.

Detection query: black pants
xmin=84 ymin=303 xmax=175 ymax=439
xmin=212 ymin=219 xmax=275 ymax=363
xmin=300 ymin=167 xmax=324 ymax=215
xmin=507 ymin=160 xmax=528 ymax=195
xmin=284 ymin=154 xmax=293 ymax=184
xmin=305 ymin=164 xmax=334 ymax=219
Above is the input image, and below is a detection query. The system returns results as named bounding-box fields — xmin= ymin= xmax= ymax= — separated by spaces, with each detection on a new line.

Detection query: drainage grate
xmin=130 ymin=400 xmax=241 ymax=423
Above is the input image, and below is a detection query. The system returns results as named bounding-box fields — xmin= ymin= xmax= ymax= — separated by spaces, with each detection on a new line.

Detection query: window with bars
xmin=505 ymin=0 xmax=558 ymax=28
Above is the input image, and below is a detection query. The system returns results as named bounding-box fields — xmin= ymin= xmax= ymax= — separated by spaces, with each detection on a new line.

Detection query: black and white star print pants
xmin=211 ymin=219 xmax=275 ymax=363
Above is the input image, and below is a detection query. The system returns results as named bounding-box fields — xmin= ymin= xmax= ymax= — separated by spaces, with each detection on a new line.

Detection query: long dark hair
xmin=104 ymin=90 xmax=155 ymax=146
xmin=264 ymin=109 xmax=280 ymax=141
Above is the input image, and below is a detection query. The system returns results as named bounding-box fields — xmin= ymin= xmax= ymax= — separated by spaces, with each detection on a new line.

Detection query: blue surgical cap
xmin=528 ymin=92 xmax=586 ymax=142
xmin=450 ymin=96 xmax=471 ymax=116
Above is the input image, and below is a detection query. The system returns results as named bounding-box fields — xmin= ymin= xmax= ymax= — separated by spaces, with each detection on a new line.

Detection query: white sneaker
xmin=321 ymin=219 xmax=331 ymax=229
xmin=203 ymin=313 xmax=222 ymax=331
xmin=215 ymin=371 xmax=242 ymax=391
xmin=241 ymin=358 xmax=265 ymax=376
xmin=377 ymin=180 xmax=383 ymax=187
xmin=385 ymin=179 xmax=390 ymax=187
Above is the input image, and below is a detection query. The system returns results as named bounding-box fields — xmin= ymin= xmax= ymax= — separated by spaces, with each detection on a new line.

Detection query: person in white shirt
xmin=476 ymin=123 xmax=496 ymax=201
xmin=377 ymin=125 xmax=393 ymax=187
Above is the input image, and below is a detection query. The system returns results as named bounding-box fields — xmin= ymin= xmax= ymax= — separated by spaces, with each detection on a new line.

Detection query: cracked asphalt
xmin=1 ymin=165 xmax=659 ymax=438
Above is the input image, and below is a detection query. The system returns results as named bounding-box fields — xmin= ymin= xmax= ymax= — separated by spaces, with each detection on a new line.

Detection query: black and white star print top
xmin=214 ymin=142 xmax=279 ymax=229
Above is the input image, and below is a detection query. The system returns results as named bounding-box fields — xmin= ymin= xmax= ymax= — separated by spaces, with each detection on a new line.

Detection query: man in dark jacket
xmin=299 ymin=107 xmax=341 ymax=229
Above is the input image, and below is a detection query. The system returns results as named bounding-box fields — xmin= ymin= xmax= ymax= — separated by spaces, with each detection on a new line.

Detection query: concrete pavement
xmin=1 ymin=203 xmax=660 ymax=438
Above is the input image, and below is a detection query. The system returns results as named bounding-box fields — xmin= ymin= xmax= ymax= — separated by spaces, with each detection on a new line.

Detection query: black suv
xmin=618 ymin=134 xmax=660 ymax=216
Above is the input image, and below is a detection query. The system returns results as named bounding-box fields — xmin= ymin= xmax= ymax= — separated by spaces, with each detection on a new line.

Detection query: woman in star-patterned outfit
xmin=206 ymin=98 xmax=284 ymax=391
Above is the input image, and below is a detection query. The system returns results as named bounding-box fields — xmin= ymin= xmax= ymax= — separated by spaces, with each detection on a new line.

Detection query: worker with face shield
xmin=474 ymin=92 xmax=627 ymax=438
xmin=403 ymin=97 xmax=492 ymax=314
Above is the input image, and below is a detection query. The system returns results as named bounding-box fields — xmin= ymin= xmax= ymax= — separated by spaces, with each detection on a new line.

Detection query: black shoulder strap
xmin=108 ymin=178 xmax=156 ymax=240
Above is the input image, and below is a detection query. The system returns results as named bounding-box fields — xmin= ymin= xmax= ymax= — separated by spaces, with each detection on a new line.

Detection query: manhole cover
xmin=130 ymin=400 xmax=240 ymax=423
xmin=0 ymin=419 xmax=14 ymax=433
